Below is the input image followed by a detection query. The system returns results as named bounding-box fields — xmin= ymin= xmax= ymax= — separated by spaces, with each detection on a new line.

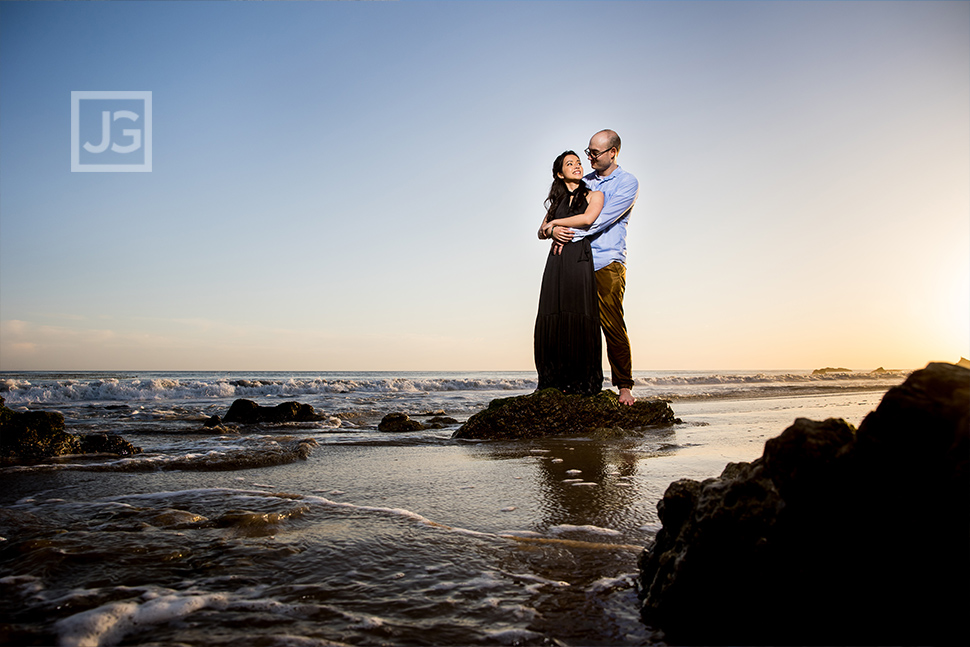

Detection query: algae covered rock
xmin=1 ymin=397 xmax=142 ymax=462
xmin=78 ymin=433 xmax=141 ymax=456
xmin=453 ymin=389 xmax=678 ymax=440
xmin=0 ymin=397 xmax=79 ymax=460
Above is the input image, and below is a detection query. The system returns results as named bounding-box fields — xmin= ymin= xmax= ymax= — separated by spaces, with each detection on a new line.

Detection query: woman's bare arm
xmin=538 ymin=213 xmax=554 ymax=239
xmin=546 ymin=191 xmax=604 ymax=229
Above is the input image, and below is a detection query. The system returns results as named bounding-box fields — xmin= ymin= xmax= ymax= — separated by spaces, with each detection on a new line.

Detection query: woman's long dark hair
xmin=544 ymin=150 xmax=589 ymax=222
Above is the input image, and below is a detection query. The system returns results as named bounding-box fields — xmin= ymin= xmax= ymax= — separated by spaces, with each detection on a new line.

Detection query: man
xmin=550 ymin=129 xmax=638 ymax=405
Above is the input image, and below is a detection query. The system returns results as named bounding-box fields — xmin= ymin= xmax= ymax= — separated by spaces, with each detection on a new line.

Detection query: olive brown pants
xmin=595 ymin=261 xmax=634 ymax=390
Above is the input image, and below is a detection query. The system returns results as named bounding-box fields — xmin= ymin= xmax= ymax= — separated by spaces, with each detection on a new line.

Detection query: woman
xmin=534 ymin=150 xmax=605 ymax=395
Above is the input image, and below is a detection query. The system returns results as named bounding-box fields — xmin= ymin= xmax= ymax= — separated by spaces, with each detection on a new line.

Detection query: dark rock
xmin=428 ymin=416 xmax=459 ymax=425
xmin=1 ymin=396 xmax=142 ymax=463
xmin=222 ymin=399 xmax=317 ymax=424
xmin=203 ymin=415 xmax=222 ymax=428
xmin=78 ymin=433 xmax=141 ymax=456
xmin=1 ymin=396 xmax=78 ymax=460
xmin=637 ymin=362 xmax=970 ymax=646
xmin=453 ymin=389 xmax=678 ymax=440
xmin=378 ymin=412 xmax=425 ymax=432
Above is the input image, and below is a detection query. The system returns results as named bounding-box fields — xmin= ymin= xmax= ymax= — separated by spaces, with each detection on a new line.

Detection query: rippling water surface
xmin=0 ymin=369 xmax=907 ymax=646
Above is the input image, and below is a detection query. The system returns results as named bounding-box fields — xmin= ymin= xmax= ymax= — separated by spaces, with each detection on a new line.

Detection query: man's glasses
xmin=585 ymin=147 xmax=614 ymax=159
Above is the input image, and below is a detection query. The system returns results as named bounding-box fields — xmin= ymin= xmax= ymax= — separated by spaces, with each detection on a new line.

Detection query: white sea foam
xmin=502 ymin=571 xmax=571 ymax=590
xmin=498 ymin=530 xmax=542 ymax=538
xmin=0 ymin=574 xmax=44 ymax=596
xmin=55 ymin=592 xmax=230 ymax=647
xmin=547 ymin=524 xmax=622 ymax=537
xmin=588 ymin=573 xmax=636 ymax=593
xmin=45 ymin=580 xmax=340 ymax=647
xmin=302 ymin=494 xmax=494 ymax=540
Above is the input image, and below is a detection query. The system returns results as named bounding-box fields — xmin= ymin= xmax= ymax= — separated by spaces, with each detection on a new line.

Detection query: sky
xmin=0 ymin=0 xmax=967 ymax=372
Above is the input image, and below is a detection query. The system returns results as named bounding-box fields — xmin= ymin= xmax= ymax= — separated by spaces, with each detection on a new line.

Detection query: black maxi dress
xmin=534 ymin=189 xmax=604 ymax=395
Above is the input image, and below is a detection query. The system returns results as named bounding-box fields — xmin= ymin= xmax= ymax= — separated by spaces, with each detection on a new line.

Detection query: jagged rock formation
xmin=453 ymin=388 xmax=678 ymax=440
xmin=222 ymin=399 xmax=318 ymax=424
xmin=636 ymin=362 xmax=969 ymax=645
xmin=1 ymin=396 xmax=141 ymax=463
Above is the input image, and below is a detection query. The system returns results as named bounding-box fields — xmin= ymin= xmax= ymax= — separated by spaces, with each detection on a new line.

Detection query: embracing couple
xmin=534 ymin=129 xmax=638 ymax=405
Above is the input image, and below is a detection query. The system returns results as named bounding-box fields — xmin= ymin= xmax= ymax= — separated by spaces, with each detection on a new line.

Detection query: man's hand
xmin=551 ymin=241 xmax=564 ymax=256
xmin=551 ymin=225 xmax=574 ymax=244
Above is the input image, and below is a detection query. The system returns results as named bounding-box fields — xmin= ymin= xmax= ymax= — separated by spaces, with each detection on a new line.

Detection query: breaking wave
xmin=0 ymin=374 xmax=537 ymax=405
xmin=0 ymin=369 xmax=910 ymax=406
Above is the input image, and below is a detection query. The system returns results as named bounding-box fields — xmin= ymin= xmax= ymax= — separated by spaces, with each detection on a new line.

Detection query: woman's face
xmin=558 ymin=154 xmax=584 ymax=182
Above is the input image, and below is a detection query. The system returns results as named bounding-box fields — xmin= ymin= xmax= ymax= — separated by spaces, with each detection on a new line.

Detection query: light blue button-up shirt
xmin=570 ymin=166 xmax=639 ymax=271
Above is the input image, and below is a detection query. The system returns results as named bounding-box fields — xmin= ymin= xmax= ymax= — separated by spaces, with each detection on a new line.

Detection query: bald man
xmin=549 ymin=130 xmax=639 ymax=405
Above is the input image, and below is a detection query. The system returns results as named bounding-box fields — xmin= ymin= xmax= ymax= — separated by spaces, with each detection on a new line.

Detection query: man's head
xmin=585 ymin=129 xmax=621 ymax=175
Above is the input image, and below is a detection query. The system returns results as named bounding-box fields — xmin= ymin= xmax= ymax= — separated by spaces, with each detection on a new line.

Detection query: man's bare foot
xmin=618 ymin=388 xmax=635 ymax=406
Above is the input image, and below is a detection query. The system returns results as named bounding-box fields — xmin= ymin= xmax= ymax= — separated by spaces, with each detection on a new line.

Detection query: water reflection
xmin=462 ymin=434 xmax=677 ymax=647
xmin=466 ymin=429 xmax=677 ymax=535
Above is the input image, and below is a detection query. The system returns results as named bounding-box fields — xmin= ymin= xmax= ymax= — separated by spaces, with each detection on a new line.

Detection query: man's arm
xmin=569 ymin=174 xmax=639 ymax=240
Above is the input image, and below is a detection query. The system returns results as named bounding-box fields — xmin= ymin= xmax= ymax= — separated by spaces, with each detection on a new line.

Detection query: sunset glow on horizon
xmin=1 ymin=1 xmax=967 ymax=373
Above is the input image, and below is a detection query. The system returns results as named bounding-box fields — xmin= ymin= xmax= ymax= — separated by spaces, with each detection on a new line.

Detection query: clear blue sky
xmin=1 ymin=1 xmax=967 ymax=371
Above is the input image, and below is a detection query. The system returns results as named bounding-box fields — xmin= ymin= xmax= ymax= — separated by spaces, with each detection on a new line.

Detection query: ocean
xmin=0 ymin=369 xmax=909 ymax=646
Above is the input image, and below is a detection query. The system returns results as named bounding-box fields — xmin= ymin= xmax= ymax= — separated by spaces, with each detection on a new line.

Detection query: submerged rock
xmin=453 ymin=389 xmax=678 ymax=440
xmin=222 ymin=399 xmax=318 ymax=424
xmin=636 ymin=362 xmax=970 ymax=646
xmin=426 ymin=415 xmax=459 ymax=427
xmin=1 ymin=396 xmax=141 ymax=463
xmin=170 ymin=438 xmax=317 ymax=471
xmin=78 ymin=433 xmax=141 ymax=456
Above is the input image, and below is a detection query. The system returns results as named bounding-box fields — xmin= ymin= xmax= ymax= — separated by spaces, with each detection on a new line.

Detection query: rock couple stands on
xmin=453 ymin=389 xmax=679 ymax=440
xmin=637 ymin=362 xmax=969 ymax=646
